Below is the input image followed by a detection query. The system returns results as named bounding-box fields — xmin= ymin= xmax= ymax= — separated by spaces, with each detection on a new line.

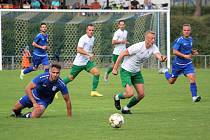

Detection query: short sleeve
xmin=32 ymin=75 xmax=42 ymax=85
xmin=60 ymin=85 xmax=69 ymax=95
xmin=112 ymin=31 xmax=119 ymax=41
xmin=173 ymin=38 xmax=181 ymax=51
xmin=34 ymin=34 xmax=41 ymax=44
xmin=77 ymin=36 xmax=85 ymax=48
xmin=127 ymin=43 xmax=140 ymax=55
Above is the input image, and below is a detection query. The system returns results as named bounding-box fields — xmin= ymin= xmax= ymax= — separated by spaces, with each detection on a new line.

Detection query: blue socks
xmin=44 ymin=69 xmax=49 ymax=73
xmin=23 ymin=67 xmax=49 ymax=74
xmin=190 ymin=82 xmax=197 ymax=97
xmin=23 ymin=66 xmax=34 ymax=74
xmin=164 ymin=71 xmax=171 ymax=80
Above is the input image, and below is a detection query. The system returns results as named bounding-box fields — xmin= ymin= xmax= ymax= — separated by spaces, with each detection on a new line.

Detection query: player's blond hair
xmin=145 ymin=30 xmax=156 ymax=38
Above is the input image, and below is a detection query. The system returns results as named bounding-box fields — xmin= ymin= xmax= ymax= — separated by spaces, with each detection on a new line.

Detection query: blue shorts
xmin=32 ymin=54 xmax=49 ymax=68
xmin=19 ymin=95 xmax=49 ymax=109
xmin=171 ymin=62 xmax=195 ymax=78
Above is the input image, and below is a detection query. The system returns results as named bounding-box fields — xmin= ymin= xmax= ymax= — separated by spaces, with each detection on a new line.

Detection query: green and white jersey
xmin=73 ymin=34 xmax=95 ymax=66
xmin=112 ymin=29 xmax=128 ymax=55
xmin=121 ymin=41 xmax=160 ymax=73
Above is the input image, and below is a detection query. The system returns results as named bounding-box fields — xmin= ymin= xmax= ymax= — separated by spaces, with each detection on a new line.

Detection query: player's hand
xmin=184 ymin=54 xmax=192 ymax=59
xmin=192 ymin=49 xmax=198 ymax=55
xmin=42 ymin=46 xmax=47 ymax=50
xmin=88 ymin=53 xmax=94 ymax=60
xmin=112 ymin=69 xmax=118 ymax=75
xmin=161 ymin=55 xmax=167 ymax=62
xmin=125 ymin=40 xmax=129 ymax=44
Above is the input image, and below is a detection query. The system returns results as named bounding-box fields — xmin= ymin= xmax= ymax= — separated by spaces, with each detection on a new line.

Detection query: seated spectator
xmin=123 ymin=0 xmax=131 ymax=9
xmin=72 ymin=0 xmax=80 ymax=9
xmin=51 ymin=0 xmax=60 ymax=9
xmin=90 ymin=0 xmax=101 ymax=9
xmin=131 ymin=0 xmax=139 ymax=9
xmin=144 ymin=0 xmax=154 ymax=10
xmin=115 ymin=0 xmax=123 ymax=9
xmin=23 ymin=0 xmax=31 ymax=9
xmin=31 ymin=0 xmax=41 ymax=9
xmin=40 ymin=0 xmax=49 ymax=9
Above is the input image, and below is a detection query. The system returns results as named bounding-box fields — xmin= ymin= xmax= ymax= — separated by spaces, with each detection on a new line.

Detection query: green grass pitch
xmin=0 ymin=68 xmax=210 ymax=140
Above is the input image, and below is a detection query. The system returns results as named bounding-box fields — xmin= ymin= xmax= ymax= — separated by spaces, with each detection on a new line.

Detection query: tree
xmin=194 ymin=0 xmax=202 ymax=16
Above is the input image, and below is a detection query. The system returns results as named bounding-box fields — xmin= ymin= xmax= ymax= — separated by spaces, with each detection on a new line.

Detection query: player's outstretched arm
xmin=154 ymin=52 xmax=167 ymax=62
xmin=63 ymin=94 xmax=72 ymax=118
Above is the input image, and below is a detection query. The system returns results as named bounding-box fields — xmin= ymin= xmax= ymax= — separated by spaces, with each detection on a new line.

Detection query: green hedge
xmin=171 ymin=7 xmax=210 ymax=54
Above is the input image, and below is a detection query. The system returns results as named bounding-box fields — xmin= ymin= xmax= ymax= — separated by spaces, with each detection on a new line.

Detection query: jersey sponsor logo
xmin=52 ymin=86 xmax=57 ymax=91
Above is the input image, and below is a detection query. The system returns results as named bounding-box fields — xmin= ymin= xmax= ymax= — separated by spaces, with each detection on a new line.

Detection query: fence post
xmin=205 ymin=55 xmax=207 ymax=69
xmin=12 ymin=56 xmax=14 ymax=70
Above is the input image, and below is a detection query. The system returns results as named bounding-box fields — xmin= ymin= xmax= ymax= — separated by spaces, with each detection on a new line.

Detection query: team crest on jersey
xmin=52 ymin=86 xmax=57 ymax=91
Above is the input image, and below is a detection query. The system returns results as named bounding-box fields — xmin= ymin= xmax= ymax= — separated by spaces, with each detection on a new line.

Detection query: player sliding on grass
xmin=12 ymin=63 xmax=72 ymax=118
xmin=20 ymin=23 xmax=50 ymax=80
xmin=159 ymin=24 xmax=201 ymax=102
xmin=112 ymin=31 xmax=167 ymax=114
xmin=63 ymin=24 xmax=102 ymax=97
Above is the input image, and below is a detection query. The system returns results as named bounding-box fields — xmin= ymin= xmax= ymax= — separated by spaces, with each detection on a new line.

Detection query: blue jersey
xmin=32 ymin=73 xmax=68 ymax=104
xmin=173 ymin=36 xmax=193 ymax=65
xmin=33 ymin=33 xmax=48 ymax=56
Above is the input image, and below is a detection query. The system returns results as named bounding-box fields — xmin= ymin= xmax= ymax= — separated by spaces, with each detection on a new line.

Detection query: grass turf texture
xmin=0 ymin=69 xmax=209 ymax=140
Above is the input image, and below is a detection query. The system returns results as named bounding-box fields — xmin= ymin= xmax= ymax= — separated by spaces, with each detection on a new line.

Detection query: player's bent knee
xmin=168 ymin=80 xmax=175 ymax=84
xmin=68 ymin=75 xmax=74 ymax=81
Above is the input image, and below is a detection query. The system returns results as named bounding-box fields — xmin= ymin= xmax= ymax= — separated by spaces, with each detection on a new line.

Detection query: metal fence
xmin=2 ymin=55 xmax=210 ymax=70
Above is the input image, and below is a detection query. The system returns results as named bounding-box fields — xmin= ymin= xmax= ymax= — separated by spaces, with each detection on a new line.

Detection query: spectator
xmin=131 ymin=0 xmax=139 ymax=9
xmin=21 ymin=46 xmax=31 ymax=69
xmin=22 ymin=0 xmax=31 ymax=9
xmin=123 ymin=0 xmax=131 ymax=9
xmin=90 ymin=0 xmax=101 ymax=9
xmin=72 ymin=0 xmax=81 ymax=9
xmin=51 ymin=0 xmax=60 ymax=9
xmin=31 ymin=0 xmax=41 ymax=9
xmin=144 ymin=0 xmax=154 ymax=10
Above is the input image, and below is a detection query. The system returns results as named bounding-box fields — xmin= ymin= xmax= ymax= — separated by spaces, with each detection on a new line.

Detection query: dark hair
xmin=118 ymin=20 xmax=125 ymax=24
xmin=51 ymin=63 xmax=61 ymax=70
xmin=87 ymin=24 xmax=94 ymax=28
xmin=40 ymin=22 xmax=47 ymax=27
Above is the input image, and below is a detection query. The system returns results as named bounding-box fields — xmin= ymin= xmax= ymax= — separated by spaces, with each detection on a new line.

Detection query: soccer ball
xmin=109 ymin=113 xmax=124 ymax=128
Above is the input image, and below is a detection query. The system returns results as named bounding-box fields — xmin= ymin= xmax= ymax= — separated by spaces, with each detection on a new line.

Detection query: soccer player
xmin=112 ymin=31 xmax=167 ymax=114
xmin=11 ymin=63 xmax=72 ymax=118
xmin=20 ymin=22 xmax=49 ymax=79
xmin=104 ymin=20 xmax=129 ymax=82
xmin=63 ymin=24 xmax=103 ymax=97
xmin=159 ymin=24 xmax=201 ymax=102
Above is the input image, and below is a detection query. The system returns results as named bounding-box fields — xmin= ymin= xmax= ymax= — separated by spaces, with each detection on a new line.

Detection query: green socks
xmin=92 ymin=75 xmax=99 ymax=91
xmin=127 ymin=96 xmax=140 ymax=108
xmin=63 ymin=77 xmax=72 ymax=85
xmin=118 ymin=93 xmax=126 ymax=99
xmin=107 ymin=66 xmax=113 ymax=75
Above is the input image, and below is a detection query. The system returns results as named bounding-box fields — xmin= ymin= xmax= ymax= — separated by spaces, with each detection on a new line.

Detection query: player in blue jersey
xmin=159 ymin=24 xmax=201 ymax=102
xmin=20 ymin=22 xmax=49 ymax=80
xmin=12 ymin=63 xmax=72 ymax=118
